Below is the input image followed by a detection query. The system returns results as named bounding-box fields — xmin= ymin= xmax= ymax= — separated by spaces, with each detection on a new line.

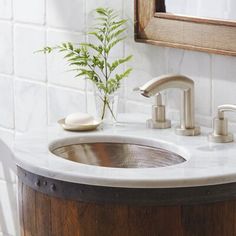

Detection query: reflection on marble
xmin=164 ymin=0 xmax=236 ymax=21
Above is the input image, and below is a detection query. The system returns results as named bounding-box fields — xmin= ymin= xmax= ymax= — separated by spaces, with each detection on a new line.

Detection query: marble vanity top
xmin=13 ymin=114 xmax=236 ymax=188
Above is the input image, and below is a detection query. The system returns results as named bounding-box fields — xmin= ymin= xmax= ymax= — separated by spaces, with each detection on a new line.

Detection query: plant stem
xmin=100 ymin=95 xmax=116 ymax=121
xmin=101 ymin=96 xmax=107 ymax=120
xmin=106 ymin=99 xmax=117 ymax=120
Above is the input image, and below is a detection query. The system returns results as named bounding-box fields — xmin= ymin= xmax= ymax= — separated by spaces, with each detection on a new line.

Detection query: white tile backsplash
xmin=167 ymin=50 xmax=212 ymax=116
xmin=14 ymin=79 xmax=47 ymax=132
xmin=0 ymin=0 xmax=12 ymax=20
xmin=46 ymin=0 xmax=85 ymax=31
xmin=86 ymin=0 xmax=123 ymax=14
xmin=124 ymin=38 xmax=167 ymax=102
xmin=0 ymin=76 xmax=14 ymax=129
xmin=1 ymin=1 xmax=236 ymax=235
xmin=86 ymin=1 xmax=124 ymax=59
xmin=2 ymin=2 xmax=236 ymax=142
xmin=212 ymin=54 xmax=236 ymax=122
xmin=125 ymin=100 xmax=152 ymax=115
xmin=123 ymin=2 xmax=135 ymax=36
xmin=86 ymin=0 xmax=123 ymax=27
xmin=48 ymin=85 xmax=86 ymax=124
xmin=0 ymin=21 xmax=13 ymax=74
xmin=47 ymin=29 xmax=86 ymax=90
xmin=14 ymin=25 xmax=46 ymax=81
xmin=13 ymin=0 xmax=45 ymax=24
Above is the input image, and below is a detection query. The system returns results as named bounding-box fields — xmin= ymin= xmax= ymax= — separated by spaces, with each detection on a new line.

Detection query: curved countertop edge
xmin=13 ymin=119 xmax=236 ymax=189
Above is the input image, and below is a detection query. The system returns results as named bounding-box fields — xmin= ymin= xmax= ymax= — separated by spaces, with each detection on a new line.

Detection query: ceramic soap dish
xmin=58 ymin=118 xmax=101 ymax=131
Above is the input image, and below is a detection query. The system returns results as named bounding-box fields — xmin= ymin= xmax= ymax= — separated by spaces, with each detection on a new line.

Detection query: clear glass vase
xmin=94 ymin=90 xmax=119 ymax=125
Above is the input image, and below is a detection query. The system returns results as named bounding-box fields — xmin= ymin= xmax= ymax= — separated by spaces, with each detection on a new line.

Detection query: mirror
xmin=161 ymin=0 xmax=236 ymax=21
xmin=135 ymin=0 xmax=236 ymax=56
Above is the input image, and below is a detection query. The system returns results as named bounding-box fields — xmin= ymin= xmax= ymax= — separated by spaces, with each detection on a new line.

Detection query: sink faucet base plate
xmin=175 ymin=126 xmax=201 ymax=136
xmin=146 ymin=119 xmax=171 ymax=129
xmin=208 ymin=133 xmax=234 ymax=143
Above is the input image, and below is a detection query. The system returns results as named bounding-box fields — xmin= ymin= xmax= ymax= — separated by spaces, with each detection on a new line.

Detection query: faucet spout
xmin=139 ymin=75 xmax=194 ymax=97
xmin=139 ymin=74 xmax=200 ymax=136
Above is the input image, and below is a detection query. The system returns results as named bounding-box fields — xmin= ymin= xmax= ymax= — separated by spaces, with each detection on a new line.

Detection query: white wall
xmin=1 ymin=0 xmax=236 ymax=235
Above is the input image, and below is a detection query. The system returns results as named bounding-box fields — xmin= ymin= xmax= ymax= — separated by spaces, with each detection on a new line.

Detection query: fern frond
xmin=108 ymin=55 xmax=133 ymax=72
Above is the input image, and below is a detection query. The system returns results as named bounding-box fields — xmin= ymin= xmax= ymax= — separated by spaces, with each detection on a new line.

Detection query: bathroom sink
xmin=50 ymin=137 xmax=186 ymax=168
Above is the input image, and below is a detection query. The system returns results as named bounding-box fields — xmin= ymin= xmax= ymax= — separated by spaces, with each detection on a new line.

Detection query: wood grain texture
xmin=35 ymin=192 xmax=51 ymax=236
xmin=18 ymin=176 xmax=236 ymax=236
xmin=18 ymin=180 xmax=25 ymax=236
xmin=22 ymin=184 xmax=36 ymax=236
xmin=135 ymin=0 xmax=236 ymax=56
xmin=135 ymin=0 xmax=156 ymax=36
xmin=182 ymin=201 xmax=236 ymax=236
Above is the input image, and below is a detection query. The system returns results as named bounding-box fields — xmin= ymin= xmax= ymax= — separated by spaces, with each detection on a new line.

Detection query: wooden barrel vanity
xmin=14 ymin=126 xmax=236 ymax=236
xmin=18 ymin=166 xmax=236 ymax=236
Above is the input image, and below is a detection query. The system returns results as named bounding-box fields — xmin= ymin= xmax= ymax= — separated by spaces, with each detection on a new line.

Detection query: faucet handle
xmin=208 ymin=104 xmax=236 ymax=143
xmin=147 ymin=93 xmax=171 ymax=129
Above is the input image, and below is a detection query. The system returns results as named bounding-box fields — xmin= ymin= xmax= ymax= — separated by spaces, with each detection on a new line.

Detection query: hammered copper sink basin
xmin=50 ymin=137 xmax=186 ymax=168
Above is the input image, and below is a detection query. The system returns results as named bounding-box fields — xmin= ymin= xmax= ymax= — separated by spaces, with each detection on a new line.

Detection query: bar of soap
xmin=65 ymin=112 xmax=94 ymax=125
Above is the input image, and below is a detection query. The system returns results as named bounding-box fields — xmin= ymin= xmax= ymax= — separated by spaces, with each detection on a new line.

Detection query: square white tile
xmin=86 ymin=0 xmax=123 ymax=25
xmin=0 ymin=21 xmax=13 ymax=74
xmin=0 ymin=76 xmax=14 ymax=129
xmin=0 ymin=0 xmax=12 ymax=19
xmin=167 ymin=49 xmax=212 ymax=117
xmin=46 ymin=0 xmax=85 ymax=31
xmin=14 ymin=24 xmax=46 ymax=81
xmin=47 ymin=29 xmax=86 ymax=90
xmin=212 ymin=54 xmax=236 ymax=122
xmin=124 ymin=37 xmax=167 ymax=103
xmin=13 ymin=0 xmax=45 ymax=24
xmin=14 ymin=79 xmax=47 ymax=132
xmin=48 ymin=86 xmax=86 ymax=124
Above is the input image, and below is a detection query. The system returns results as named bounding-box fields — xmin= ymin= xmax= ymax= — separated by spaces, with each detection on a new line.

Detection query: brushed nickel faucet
xmin=139 ymin=74 xmax=201 ymax=136
xmin=208 ymin=104 xmax=236 ymax=143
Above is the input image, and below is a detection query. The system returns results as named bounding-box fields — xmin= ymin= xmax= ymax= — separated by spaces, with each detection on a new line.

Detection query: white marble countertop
xmin=13 ymin=114 xmax=236 ymax=188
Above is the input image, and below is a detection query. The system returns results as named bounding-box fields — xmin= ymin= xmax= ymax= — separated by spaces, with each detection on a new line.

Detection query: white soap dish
xmin=58 ymin=118 xmax=102 ymax=131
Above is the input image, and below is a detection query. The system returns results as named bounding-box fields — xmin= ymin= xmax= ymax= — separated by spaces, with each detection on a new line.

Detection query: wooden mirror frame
xmin=135 ymin=0 xmax=236 ymax=56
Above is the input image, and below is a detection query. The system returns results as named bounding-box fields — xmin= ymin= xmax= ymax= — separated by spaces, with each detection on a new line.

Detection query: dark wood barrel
xmin=18 ymin=167 xmax=236 ymax=236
